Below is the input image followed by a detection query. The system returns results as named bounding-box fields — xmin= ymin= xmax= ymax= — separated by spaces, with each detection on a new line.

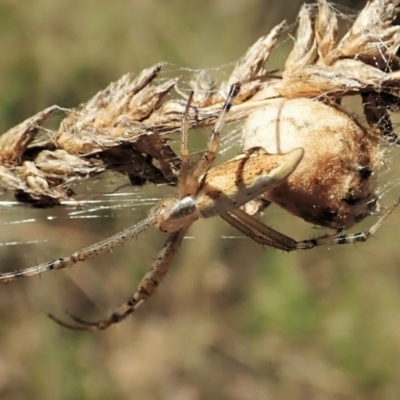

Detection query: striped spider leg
xmin=0 ymin=82 xmax=304 ymax=331
xmin=221 ymin=198 xmax=400 ymax=251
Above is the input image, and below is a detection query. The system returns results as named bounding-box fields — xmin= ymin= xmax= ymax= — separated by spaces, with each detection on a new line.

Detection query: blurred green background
xmin=1 ymin=1 xmax=400 ymax=399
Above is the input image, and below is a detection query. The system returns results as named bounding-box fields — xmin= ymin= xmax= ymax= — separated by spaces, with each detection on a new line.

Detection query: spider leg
xmin=305 ymin=198 xmax=400 ymax=247
xmin=0 ymin=215 xmax=156 ymax=283
xmin=48 ymin=311 xmax=102 ymax=332
xmin=362 ymin=92 xmax=400 ymax=145
xmin=220 ymin=211 xmax=300 ymax=251
xmin=179 ymin=91 xmax=194 ymax=193
xmin=49 ymin=227 xmax=188 ymax=331
xmin=191 ymin=82 xmax=241 ymax=180
xmin=222 ymin=198 xmax=400 ymax=250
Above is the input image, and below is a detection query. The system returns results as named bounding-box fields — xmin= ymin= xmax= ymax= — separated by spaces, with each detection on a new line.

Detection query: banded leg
xmin=178 ymin=91 xmax=193 ymax=191
xmin=0 ymin=215 xmax=156 ymax=283
xmin=222 ymin=198 xmax=400 ymax=251
xmin=49 ymin=227 xmax=188 ymax=331
xmin=191 ymin=82 xmax=241 ymax=180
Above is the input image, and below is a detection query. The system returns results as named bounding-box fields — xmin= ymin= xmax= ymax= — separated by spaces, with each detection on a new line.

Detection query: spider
xmin=0 ymin=82 xmax=399 ymax=332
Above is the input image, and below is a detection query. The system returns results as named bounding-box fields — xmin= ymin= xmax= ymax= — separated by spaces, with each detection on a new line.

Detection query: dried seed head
xmin=242 ymin=98 xmax=385 ymax=230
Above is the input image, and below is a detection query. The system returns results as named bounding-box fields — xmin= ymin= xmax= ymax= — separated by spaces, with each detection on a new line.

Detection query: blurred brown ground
xmin=1 ymin=1 xmax=400 ymax=399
